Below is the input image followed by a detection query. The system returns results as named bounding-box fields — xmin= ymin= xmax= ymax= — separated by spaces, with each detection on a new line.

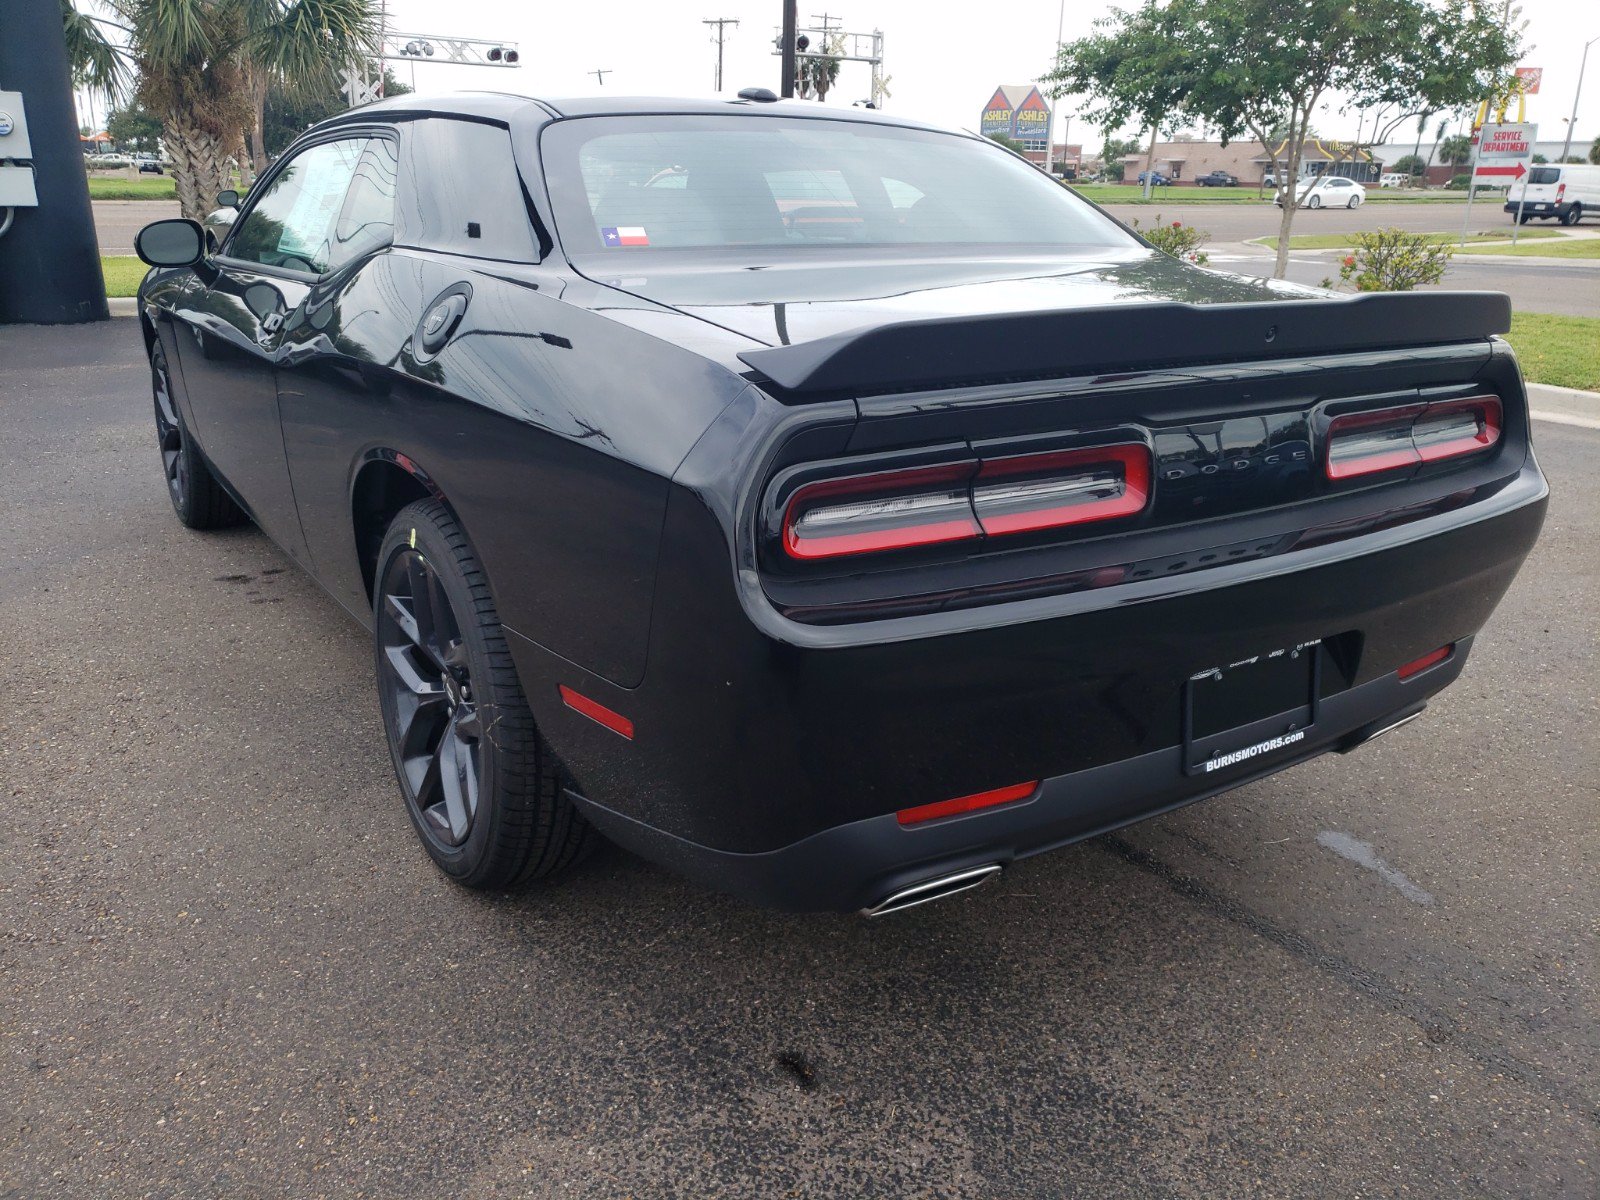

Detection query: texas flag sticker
xmin=601 ymin=226 xmax=650 ymax=247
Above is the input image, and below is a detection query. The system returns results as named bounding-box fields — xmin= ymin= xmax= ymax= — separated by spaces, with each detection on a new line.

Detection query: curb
xmin=1528 ymin=382 xmax=1600 ymax=430
xmin=108 ymin=297 xmax=138 ymax=317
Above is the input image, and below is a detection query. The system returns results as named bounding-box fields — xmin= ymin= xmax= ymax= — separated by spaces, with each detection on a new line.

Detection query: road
xmin=96 ymin=198 xmax=1600 ymax=317
xmin=2 ymin=323 xmax=1596 ymax=1198
xmin=1101 ymin=201 xmax=1600 ymax=319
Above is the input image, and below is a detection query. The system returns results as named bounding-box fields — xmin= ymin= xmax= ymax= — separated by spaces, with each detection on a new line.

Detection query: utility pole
xmin=590 ymin=68 xmax=611 ymax=86
xmin=703 ymin=18 xmax=739 ymax=92
xmin=780 ymin=0 xmax=798 ymax=98
xmin=1 ymin=0 xmax=107 ymax=324
xmin=1560 ymin=35 xmax=1598 ymax=161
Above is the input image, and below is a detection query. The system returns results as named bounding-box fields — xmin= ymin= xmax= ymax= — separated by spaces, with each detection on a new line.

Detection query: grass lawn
xmin=87 ymin=175 xmax=177 ymax=200
xmin=1071 ymin=183 xmax=1471 ymax=205
xmin=101 ymin=256 xmax=147 ymax=298
xmin=1250 ymin=229 xmax=1566 ymax=250
xmin=1503 ymin=313 xmax=1600 ymax=392
xmin=1456 ymin=236 xmax=1600 ymax=258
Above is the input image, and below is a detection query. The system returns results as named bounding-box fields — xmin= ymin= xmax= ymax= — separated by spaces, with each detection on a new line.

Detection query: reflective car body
xmin=138 ymin=93 xmax=1545 ymax=912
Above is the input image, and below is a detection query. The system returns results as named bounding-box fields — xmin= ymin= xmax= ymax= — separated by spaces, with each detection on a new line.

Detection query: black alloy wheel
xmin=376 ymin=543 xmax=483 ymax=848
xmin=373 ymin=500 xmax=597 ymax=888
xmin=151 ymin=344 xmax=188 ymax=511
xmin=149 ymin=341 xmax=244 ymax=529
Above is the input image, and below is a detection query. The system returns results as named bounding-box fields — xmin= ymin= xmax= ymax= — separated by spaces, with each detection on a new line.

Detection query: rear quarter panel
xmin=274 ymin=249 xmax=751 ymax=687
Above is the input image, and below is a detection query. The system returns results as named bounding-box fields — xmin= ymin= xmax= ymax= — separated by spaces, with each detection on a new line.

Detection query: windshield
xmin=539 ymin=114 xmax=1134 ymax=259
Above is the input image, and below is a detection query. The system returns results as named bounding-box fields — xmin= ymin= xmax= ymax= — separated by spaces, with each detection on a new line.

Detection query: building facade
xmin=1118 ymin=139 xmax=1383 ymax=185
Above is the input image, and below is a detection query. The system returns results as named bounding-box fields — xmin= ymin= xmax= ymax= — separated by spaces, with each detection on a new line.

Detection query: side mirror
xmin=134 ymin=218 xmax=205 ymax=268
xmin=217 ymin=189 xmax=241 ymax=209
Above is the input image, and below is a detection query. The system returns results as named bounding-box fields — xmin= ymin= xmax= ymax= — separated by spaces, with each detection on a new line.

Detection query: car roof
xmin=328 ymin=90 xmax=959 ymax=137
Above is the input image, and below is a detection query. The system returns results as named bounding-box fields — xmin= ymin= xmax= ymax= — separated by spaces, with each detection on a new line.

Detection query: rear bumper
xmin=1503 ymin=201 xmax=1562 ymax=215
xmin=568 ymin=642 xmax=1467 ymax=912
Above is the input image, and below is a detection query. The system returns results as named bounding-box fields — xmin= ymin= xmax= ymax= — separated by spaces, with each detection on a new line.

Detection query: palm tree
xmin=66 ymin=0 xmax=379 ymax=220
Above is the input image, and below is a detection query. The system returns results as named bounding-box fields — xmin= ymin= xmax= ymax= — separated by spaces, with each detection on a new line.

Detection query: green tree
xmin=985 ymin=132 xmax=1025 ymax=153
xmin=1100 ymin=134 xmax=1142 ymax=165
xmin=796 ymin=33 xmax=842 ymax=102
xmin=1436 ymin=134 xmax=1473 ymax=167
xmin=106 ymin=104 xmax=163 ymax=153
xmin=1042 ymin=4 xmax=1193 ymax=199
xmin=65 ymin=0 xmax=380 ymax=221
xmin=1590 ymin=135 xmax=1600 ymax=165
xmin=1050 ymin=0 xmax=1520 ymax=278
xmin=1391 ymin=153 xmax=1427 ymax=176
xmin=263 ymin=66 xmax=408 ymax=160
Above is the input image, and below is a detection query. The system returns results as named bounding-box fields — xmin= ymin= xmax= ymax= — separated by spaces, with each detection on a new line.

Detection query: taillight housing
xmin=1325 ymin=395 xmax=1501 ymax=482
xmin=781 ymin=442 xmax=1151 ymax=561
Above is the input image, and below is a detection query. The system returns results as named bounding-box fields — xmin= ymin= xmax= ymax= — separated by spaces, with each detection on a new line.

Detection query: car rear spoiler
xmin=736 ymin=291 xmax=1511 ymax=396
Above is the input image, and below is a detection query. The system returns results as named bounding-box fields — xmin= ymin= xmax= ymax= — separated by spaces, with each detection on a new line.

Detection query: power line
xmin=702 ymin=18 xmax=739 ymax=92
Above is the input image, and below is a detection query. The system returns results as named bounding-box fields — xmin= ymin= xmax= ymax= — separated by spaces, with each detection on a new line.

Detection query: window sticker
xmin=601 ymin=225 xmax=650 ymax=247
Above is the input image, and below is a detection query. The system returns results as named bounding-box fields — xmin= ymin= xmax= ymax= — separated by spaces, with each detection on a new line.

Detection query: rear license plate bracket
xmin=1183 ymin=641 xmax=1321 ymax=776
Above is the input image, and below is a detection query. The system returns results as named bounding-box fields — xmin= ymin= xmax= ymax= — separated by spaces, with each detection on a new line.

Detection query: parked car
xmin=1504 ymin=162 xmax=1600 ymax=225
xmin=1379 ymin=172 xmax=1410 ymax=188
xmin=132 ymin=93 xmax=1546 ymax=915
xmin=1136 ymin=170 xmax=1171 ymax=186
xmin=1194 ymin=170 xmax=1238 ymax=187
xmin=87 ymin=152 xmax=132 ymax=169
xmin=136 ymin=155 xmax=166 ymax=174
xmin=1276 ymin=175 xmax=1366 ymax=209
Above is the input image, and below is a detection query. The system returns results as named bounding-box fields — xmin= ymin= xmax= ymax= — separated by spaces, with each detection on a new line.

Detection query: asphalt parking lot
xmin=2 ymin=321 xmax=1597 ymax=1198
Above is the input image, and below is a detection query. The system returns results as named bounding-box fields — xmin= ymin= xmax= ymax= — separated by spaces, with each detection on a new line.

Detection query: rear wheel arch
xmin=352 ymin=454 xmax=450 ymax=606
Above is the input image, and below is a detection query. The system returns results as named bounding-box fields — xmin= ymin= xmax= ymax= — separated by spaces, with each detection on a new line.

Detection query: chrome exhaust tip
xmin=1340 ymin=708 xmax=1424 ymax=753
xmin=863 ymin=863 xmax=1003 ymax=918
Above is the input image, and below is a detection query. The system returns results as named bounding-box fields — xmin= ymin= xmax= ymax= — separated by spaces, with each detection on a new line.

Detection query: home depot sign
xmin=1473 ymin=122 xmax=1536 ymax=182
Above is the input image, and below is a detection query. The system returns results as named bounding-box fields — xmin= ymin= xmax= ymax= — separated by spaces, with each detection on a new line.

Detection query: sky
xmin=369 ymin=0 xmax=1598 ymax=152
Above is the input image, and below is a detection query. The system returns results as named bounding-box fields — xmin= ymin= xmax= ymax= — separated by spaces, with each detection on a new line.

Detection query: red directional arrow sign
xmin=1475 ymin=161 xmax=1527 ymax=179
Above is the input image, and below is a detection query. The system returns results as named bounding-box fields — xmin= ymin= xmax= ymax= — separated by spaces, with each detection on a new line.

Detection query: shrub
xmin=1129 ymin=215 xmax=1211 ymax=265
xmin=1445 ymin=173 xmax=1472 ymax=190
xmin=1324 ymin=228 xmax=1455 ymax=292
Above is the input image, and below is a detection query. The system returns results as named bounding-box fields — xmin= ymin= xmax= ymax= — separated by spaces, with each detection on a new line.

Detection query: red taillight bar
xmin=897 ymin=781 xmax=1039 ymax=826
xmin=1397 ymin=644 xmax=1453 ymax=681
xmin=559 ymin=685 xmax=635 ymax=739
xmin=1326 ymin=396 xmax=1501 ymax=482
xmin=782 ymin=461 xmax=980 ymax=561
xmin=782 ymin=443 xmax=1151 ymax=561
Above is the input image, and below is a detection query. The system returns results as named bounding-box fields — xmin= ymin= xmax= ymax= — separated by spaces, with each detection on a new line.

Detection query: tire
xmin=1347 ymin=195 xmax=1360 ymax=209
xmin=150 ymin=341 xmax=245 ymax=530
xmin=1309 ymin=195 xmax=1322 ymax=209
xmin=373 ymin=499 xmax=597 ymax=890
xmin=1561 ymin=203 xmax=1583 ymax=227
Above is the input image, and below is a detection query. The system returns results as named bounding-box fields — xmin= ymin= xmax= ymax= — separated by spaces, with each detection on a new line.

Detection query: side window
xmin=397 ymin=120 xmax=539 ymax=261
xmin=332 ymin=138 xmax=399 ymax=267
xmin=227 ymin=138 xmax=385 ymax=274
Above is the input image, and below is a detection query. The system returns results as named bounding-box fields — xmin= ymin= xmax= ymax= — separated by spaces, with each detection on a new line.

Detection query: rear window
xmin=1527 ymin=167 xmax=1561 ymax=185
xmin=539 ymin=114 xmax=1133 ymax=257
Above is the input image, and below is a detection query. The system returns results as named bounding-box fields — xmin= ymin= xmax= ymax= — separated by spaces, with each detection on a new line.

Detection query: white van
xmin=1379 ymin=172 xmax=1409 ymax=188
xmin=1505 ymin=163 xmax=1600 ymax=225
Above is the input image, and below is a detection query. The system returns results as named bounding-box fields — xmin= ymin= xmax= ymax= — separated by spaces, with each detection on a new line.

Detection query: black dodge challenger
xmin=133 ymin=93 xmax=1546 ymax=915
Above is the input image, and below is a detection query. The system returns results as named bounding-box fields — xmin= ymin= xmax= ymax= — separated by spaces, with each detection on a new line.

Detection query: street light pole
xmin=1560 ymin=34 xmax=1599 ymax=162
xmin=1043 ymin=0 xmax=1065 ymax=175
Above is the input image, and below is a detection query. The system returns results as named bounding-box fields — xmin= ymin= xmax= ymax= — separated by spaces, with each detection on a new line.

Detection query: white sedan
xmin=1275 ymin=176 xmax=1367 ymax=210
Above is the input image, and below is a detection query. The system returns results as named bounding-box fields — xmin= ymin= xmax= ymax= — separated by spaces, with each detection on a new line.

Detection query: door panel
xmin=169 ymin=269 xmax=311 ymax=558
xmin=171 ymin=135 xmax=379 ymax=564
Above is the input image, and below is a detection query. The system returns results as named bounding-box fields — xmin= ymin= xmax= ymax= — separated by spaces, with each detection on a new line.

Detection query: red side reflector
xmin=896 ymin=781 xmax=1038 ymax=826
xmin=558 ymin=685 xmax=634 ymax=739
xmin=1397 ymin=644 xmax=1453 ymax=681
